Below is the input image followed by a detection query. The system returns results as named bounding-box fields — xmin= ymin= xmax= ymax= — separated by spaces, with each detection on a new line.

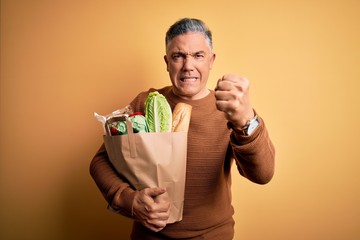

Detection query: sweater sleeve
xmin=89 ymin=144 xmax=136 ymax=218
xmin=229 ymin=115 xmax=275 ymax=184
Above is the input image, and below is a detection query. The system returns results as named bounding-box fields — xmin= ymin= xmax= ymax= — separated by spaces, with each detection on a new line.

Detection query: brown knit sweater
xmin=90 ymin=86 xmax=275 ymax=240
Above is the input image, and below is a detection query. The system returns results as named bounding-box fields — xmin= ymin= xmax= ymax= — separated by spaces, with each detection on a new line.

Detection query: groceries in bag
xmin=94 ymin=91 xmax=192 ymax=135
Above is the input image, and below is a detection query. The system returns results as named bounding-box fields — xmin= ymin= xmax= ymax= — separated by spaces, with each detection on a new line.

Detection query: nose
xmin=181 ymin=55 xmax=194 ymax=71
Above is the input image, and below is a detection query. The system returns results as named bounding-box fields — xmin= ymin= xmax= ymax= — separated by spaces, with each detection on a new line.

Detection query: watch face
xmin=247 ymin=119 xmax=259 ymax=135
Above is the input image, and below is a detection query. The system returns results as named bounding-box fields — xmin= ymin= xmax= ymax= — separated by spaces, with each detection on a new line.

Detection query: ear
xmin=209 ymin=53 xmax=216 ymax=69
xmin=164 ymin=55 xmax=169 ymax=72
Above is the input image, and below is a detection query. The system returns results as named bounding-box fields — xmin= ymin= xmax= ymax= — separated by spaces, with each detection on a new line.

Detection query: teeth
xmin=181 ymin=77 xmax=197 ymax=81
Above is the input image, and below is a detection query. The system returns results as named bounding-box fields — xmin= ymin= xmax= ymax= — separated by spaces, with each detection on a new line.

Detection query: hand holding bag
xmin=103 ymin=119 xmax=187 ymax=223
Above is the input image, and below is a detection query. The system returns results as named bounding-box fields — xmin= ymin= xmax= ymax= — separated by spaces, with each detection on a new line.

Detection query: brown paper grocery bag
xmin=103 ymin=119 xmax=187 ymax=224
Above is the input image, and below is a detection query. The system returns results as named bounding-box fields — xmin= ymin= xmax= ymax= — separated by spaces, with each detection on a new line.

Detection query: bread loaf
xmin=172 ymin=103 xmax=192 ymax=132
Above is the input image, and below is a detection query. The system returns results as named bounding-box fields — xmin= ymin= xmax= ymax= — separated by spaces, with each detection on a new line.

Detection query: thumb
xmin=147 ymin=187 xmax=167 ymax=198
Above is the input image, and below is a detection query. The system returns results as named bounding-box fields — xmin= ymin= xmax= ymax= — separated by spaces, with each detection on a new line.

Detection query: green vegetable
xmin=129 ymin=115 xmax=149 ymax=133
xmin=145 ymin=91 xmax=172 ymax=132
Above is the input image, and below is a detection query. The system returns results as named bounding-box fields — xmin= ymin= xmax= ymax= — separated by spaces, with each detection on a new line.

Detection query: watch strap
xmin=227 ymin=115 xmax=259 ymax=136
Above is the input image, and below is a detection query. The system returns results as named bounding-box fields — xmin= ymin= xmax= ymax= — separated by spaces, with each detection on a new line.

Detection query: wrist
xmin=228 ymin=113 xmax=259 ymax=136
xmin=230 ymin=109 xmax=255 ymax=129
xmin=110 ymin=186 xmax=136 ymax=216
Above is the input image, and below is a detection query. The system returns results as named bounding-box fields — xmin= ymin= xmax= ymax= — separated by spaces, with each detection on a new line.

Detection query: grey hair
xmin=165 ymin=18 xmax=213 ymax=51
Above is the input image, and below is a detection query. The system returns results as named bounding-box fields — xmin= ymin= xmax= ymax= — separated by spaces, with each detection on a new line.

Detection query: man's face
xmin=164 ymin=32 xmax=216 ymax=100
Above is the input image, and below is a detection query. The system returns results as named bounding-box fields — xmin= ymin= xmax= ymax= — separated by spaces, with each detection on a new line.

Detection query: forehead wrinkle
xmin=167 ymin=45 xmax=211 ymax=56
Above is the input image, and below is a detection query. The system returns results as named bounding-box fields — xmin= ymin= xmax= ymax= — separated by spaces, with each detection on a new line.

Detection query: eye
xmin=194 ymin=52 xmax=205 ymax=60
xmin=171 ymin=52 xmax=186 ymax=62
xmin=172 ymin=53 xmax=180 ymax=59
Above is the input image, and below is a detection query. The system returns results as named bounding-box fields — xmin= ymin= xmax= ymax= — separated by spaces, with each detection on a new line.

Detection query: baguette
xmin=172 ymin=103 xmax=192 ymax=132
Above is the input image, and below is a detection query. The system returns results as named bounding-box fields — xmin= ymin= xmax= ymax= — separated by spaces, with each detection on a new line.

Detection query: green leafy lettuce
xmin=145 ymin=91 xmax=172 ymax=132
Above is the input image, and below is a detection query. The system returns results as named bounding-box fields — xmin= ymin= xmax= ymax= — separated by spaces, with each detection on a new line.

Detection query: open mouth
xmin=180 ymin=77 xmax=198 ymax=82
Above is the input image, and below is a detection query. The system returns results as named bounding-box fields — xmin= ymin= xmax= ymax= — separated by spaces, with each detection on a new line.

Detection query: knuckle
xmin=146 ymin=205 xmax=155 ymax=213
xmin=147 ymin=212 xmax=156 ymax=219
xmin=241 ymin=77 xmax=250 ymax=87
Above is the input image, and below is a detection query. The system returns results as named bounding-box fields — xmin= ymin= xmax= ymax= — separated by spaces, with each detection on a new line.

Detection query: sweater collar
xmin=165 ymin=86 xmax=215 ymax=108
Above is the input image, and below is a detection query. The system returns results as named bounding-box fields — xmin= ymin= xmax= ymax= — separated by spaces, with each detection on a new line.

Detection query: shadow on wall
xmin=61 ymin=154 xmax=133 ymax=240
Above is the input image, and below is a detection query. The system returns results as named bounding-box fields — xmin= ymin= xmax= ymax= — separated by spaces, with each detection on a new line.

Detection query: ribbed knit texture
xmin=129 ymin=87 xmax=234 ymax=239
xmin=90 ymin=86 xmax=275 ymax=240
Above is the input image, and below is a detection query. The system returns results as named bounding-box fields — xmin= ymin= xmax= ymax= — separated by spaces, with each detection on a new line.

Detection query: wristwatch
xmin=244 ymin=115 xmax=260 ymax=135
xmin=229 ymin=115 xmax=260 ymax=136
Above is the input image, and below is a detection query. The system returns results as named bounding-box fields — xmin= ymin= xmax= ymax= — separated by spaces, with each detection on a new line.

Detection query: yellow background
xmin=1 ymin=0 xmax=359 ymax=239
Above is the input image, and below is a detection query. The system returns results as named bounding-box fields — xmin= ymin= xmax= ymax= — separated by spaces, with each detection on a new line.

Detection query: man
xmin=90 ymin=18 xmax=275 ymax=239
